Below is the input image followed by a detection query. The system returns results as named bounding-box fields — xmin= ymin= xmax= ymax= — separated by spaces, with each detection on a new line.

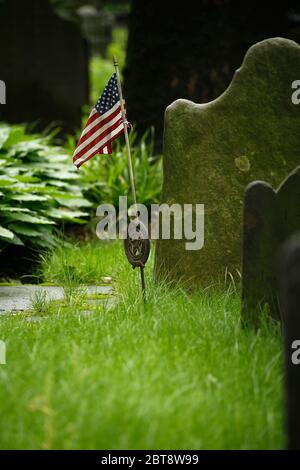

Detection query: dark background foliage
xmin=124 ymin=0 xmax=300 ymax=149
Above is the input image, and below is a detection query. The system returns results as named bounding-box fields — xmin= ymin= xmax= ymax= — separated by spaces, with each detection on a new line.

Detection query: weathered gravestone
xmin=154 ymin=38 xmax=300 ymax=288
xmin=278 ymin=234 xmax=300 ymax=450
xmin=0 ymin=0 xmax=89 ymax=133
xmin=241 ymin=166 xmax=300 ymax=324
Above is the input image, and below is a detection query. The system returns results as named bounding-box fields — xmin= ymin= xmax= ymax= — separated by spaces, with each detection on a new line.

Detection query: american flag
xmin=73 ymin=73 xmax=125 ymax=169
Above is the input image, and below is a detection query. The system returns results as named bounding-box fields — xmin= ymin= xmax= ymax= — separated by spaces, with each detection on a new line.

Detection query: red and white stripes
xmin=73 ymin=101 xmax=124 ymax=169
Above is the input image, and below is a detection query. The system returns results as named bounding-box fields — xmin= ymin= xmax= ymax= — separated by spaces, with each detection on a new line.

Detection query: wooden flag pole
xmin=113 ymin=56 xmax=137 ymax=207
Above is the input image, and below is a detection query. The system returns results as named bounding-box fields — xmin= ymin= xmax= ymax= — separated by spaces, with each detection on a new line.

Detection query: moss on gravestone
xmin=154 ymin=38 xmax=300 ymax=288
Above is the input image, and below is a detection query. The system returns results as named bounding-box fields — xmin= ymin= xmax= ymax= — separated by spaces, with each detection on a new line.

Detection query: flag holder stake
xmin=113 ymin=56 xmax=147 ymax=303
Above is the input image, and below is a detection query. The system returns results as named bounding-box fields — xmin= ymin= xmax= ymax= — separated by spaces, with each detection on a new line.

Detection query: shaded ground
xmin=0 ymin=246 xmax=41 ymax=282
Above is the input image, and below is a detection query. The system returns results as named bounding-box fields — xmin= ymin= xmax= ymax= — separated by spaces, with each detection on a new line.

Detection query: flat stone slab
xmin=0 ymin=285 xmax=113 ymax=313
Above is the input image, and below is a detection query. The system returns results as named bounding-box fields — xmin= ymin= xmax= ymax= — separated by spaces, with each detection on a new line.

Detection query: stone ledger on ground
xmin=154 ymin=38 xmax=300 ymax=288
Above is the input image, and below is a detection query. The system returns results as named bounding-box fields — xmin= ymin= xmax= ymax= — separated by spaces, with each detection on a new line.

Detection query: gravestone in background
xmin=278 ymin=234 xmax=300 ymax=450
xmin=241 ymin=167 xmax=300 ymax=324
xmin=0 ymin=0 xmax=89 ymax=133
xmin=154 ymin=38 xmax=300 ymax=289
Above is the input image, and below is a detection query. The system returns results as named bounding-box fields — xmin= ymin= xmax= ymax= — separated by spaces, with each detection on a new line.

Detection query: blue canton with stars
xmin=95 ymin=73 xmax=120 ymax=116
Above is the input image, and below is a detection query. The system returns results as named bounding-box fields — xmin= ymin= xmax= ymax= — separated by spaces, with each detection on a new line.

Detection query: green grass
xmin=0 ymin=241 xmax=285 ymax=449
xmin=39 ymin=239 xmax=124 ymax=285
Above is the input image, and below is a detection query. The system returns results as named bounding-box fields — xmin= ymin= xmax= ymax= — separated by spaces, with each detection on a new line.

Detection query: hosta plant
xmin=0 ymin=124 xmax=91 ymax=252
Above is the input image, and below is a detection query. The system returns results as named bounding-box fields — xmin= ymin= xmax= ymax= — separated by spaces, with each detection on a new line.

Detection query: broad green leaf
xmin=2 ymin=125 xmax=30 ymax=148
xmin=15 ymin=175 xmax=40 ymax=184
xmin=0 ymin=225 xmax=15 ymax=240
xmin=55 ymin=197 xmax=92 ymax=208
xmin=47 ymin=180 xmax=72 ymax=188
xmin=6 ymin=212 xmax=55 ymax=224
xmin=0 ymin=207 xmax=31 ymax=212
xmin=8 ymin=223 xmax=48 ymax=237
xmin=0 ymin=127 xmax=10 ymax=150
xmin=42 ymin=154 xmax=69 ymax=163
xmin=47 ymin=190 xmax=83 ymax=199
xmin=0 ymin=177 xmax=15 ymax=187
xmin=46 ymin=208 xmax=89 ymax=219
xmin=45 ymin=170 xmax=79 ymax=181
xmin=10 ymin=194 xmax=49 ymax=202
xmin=10 ymin=234 xmax=25 ymax=246
xmin=9 ymin=139 xmax=46 ymax=154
